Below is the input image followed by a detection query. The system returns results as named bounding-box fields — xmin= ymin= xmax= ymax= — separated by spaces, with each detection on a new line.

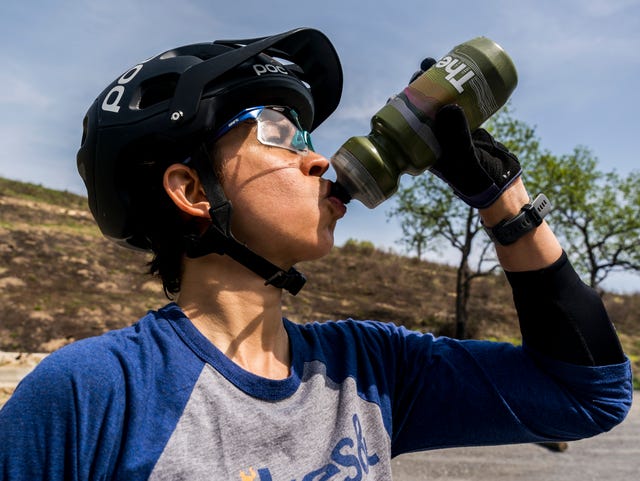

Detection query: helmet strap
xmin=184 ymin=144 xmax=307 ymax=295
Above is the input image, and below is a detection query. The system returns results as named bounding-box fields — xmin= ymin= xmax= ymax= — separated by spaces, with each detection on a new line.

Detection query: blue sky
xmin=1 ymin=0 xmax=639 ymax=291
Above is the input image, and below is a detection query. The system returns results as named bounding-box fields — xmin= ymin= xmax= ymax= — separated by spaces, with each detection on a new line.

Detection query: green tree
xmin=390 ymin=173 xmax=493 ymax=339
xmin=525 ymin=148 xmax=640 ymax=290
xmin=388 ymin=105 xmax=540 ymax=338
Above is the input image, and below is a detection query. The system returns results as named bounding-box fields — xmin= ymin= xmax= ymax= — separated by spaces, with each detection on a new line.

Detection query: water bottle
xmin=331 ymin=37 xmax=518 ymax=208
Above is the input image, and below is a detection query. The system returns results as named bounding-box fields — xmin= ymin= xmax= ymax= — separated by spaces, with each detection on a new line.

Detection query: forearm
xmin=430 ymin=103 xmax=625 ymax=367
xmin=478 ymin=178 xmax=563 ymax=271
xmin=480 ymin=179 xmax=625 ymax=366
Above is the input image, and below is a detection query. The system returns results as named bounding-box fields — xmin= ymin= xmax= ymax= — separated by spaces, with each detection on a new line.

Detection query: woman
xmin=0 ymin=28 xmax=632 ymax=480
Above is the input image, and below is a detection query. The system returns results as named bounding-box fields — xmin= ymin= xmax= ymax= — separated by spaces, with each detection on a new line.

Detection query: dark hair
xmin=123 ymin=140 xmax=224 ymax=298
xmin=145 ymin=191 xmax=190 ymax=299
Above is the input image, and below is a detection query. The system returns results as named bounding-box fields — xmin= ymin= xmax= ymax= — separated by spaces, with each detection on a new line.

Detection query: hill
xmin=1 ymin=177 xmax=638 ymax=387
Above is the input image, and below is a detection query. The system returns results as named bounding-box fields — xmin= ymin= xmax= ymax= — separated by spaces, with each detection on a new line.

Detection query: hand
xmin=409 ymin=57 xmax=437 ymax=83
xmin=431 ymin=104 xmax=522 ymax=209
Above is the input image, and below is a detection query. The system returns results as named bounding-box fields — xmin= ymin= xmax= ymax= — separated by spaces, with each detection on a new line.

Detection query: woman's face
xmin=214 ymin=121 xmax=347 ymax=269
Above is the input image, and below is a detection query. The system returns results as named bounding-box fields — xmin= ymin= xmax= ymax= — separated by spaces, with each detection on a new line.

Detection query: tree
xmin=525 ymin=147 xmax=640 ymax=290
xmin=388 ymin=105 xmax=541 ymax=338
xmin=390 ymin=173 xmax=494 ymax=338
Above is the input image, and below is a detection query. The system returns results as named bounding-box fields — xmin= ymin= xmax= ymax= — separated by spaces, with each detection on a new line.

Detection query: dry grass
xmin=1 ymin=176 xmax=638 ymax=387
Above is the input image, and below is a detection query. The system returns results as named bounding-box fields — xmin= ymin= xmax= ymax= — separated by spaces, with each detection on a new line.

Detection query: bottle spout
xmin=330 ymin=181 xmax=352 ymax=204
xmin=331 ymin=142 xmax=387 ymax=209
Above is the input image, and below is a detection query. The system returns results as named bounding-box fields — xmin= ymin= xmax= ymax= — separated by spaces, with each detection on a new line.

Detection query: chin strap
xmin=184 ymin=144 xmax=306 ymax=295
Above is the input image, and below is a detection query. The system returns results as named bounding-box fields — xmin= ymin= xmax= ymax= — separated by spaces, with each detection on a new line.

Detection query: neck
xmin=177 ymin=254 xmax=291 ymax=379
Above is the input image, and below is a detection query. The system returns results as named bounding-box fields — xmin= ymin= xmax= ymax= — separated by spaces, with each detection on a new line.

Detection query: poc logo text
xmin=252 ymin=64 xmax=288 ymax=76
xmin=101 ymin=64 xmax=144 ymax=114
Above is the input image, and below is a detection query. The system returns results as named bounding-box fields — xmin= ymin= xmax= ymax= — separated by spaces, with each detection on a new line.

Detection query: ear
xmin=163 ymin=164 xmax=211 ymax=219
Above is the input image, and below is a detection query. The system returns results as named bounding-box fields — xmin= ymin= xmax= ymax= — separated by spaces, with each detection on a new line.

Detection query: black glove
xmin=430 ymin=104 xmax=522 ymax=209
xmin=409 ymin=57 xmax=437 ymax=83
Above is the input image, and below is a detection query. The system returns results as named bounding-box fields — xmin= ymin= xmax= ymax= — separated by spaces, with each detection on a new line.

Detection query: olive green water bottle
xmin=331 ymin=37 xmax=518 ymax=208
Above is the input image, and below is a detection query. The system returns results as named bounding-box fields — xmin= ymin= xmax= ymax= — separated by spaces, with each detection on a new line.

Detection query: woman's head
xmin=76 ymin=29 xmax=344 ymax=295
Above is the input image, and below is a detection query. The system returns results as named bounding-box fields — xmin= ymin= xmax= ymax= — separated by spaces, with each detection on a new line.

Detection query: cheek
xmin=217 ymin=145 xmax=330 ymax=256
xmin=225 ymin=176 xmax=296 ymax=235
xmin=227 ymin=160 xmax=316 ymax=219
xmin=231 ymin=183 xmax=331 ymax=255
xmin=235 ymin=187 xmax=321 ymax=235
xmin=231 ymin=170 xmax=300 ymax=216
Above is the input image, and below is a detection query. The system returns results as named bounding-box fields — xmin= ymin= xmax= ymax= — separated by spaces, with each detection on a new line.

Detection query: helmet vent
xmin=137 ymin=73 xmax=180 ymax=109
xmin=80 ymin=115 xmax=88 ymax=146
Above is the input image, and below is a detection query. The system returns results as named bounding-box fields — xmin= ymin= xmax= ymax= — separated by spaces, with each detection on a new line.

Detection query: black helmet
xmin=77 ymin=27 xmax=343 ymax=251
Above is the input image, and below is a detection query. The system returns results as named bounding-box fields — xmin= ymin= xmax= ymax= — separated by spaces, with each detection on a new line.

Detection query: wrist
xmin=484 ymin=194 xmax=551 ymax=246
xmin=478 ymin=178 xmax=530 ymax=227
xmin=479 ymin=181 xmax=561 ymax=271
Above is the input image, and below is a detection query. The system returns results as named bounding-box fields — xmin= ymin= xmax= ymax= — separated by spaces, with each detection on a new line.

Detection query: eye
xmin=262 ymin=121 xmax=292 ymax=144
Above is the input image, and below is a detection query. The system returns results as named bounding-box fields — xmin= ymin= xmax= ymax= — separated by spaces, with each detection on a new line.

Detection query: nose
xmin=301 ymin=151 xmax=330 ymax=177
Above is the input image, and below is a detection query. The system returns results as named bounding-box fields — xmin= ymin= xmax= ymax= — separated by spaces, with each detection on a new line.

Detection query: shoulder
xmin=15 ymin=304 xmax=188 ymax=404
xmin=292 ymin=317 xmax=436 ymax=343
xmin=287 ymin=318 xmax=402 ymax=343
xmin=286 ymin=318 xmax=440 ymax=363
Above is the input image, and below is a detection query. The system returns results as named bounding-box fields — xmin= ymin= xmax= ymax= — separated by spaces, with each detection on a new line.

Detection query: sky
xmin=1 ymin=0 xmax=639 ymax=292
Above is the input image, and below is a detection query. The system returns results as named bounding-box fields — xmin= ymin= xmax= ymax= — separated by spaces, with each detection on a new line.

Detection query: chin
xmin=299 ymin=234 xmax=334 ymax=262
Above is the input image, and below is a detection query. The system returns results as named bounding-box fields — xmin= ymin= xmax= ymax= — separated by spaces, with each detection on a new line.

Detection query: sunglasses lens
xmin=256 ymin=108 xmax=313 ymax=154
xmin=214 ymin=106 xmax=314 ymax=154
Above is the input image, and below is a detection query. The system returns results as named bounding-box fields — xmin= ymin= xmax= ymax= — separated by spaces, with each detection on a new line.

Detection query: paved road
xmin=0 ymin=366 xmax=33 ymax=388
xmin=391 ymin=397 xmax=639 ymax=481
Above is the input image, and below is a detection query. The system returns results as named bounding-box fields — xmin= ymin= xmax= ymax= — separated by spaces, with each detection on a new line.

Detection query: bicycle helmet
xmin=77 ymin=28 xmax=343 ymax=294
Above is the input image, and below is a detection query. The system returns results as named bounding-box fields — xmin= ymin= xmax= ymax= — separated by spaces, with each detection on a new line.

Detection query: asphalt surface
xmin=391 ymin=397 xmax=639 ymax=481
xmin=0 ymin=366 xmax=33 ymax=388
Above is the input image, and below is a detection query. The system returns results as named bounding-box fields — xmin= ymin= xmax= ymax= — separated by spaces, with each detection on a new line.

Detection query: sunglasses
xmin=212 ymin=106 xmax=315 ymax=154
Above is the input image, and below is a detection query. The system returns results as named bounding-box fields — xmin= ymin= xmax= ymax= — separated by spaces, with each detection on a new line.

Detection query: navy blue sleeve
xmin=0 ymin=307 xmax=205 ymax=481
xmin=387 ymin=328 xmax=632 ymax=457
xmin=306 ymin=320 xmax=632 ymax=457
xmin=0 ymin=344 xmax=127 ymax=480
